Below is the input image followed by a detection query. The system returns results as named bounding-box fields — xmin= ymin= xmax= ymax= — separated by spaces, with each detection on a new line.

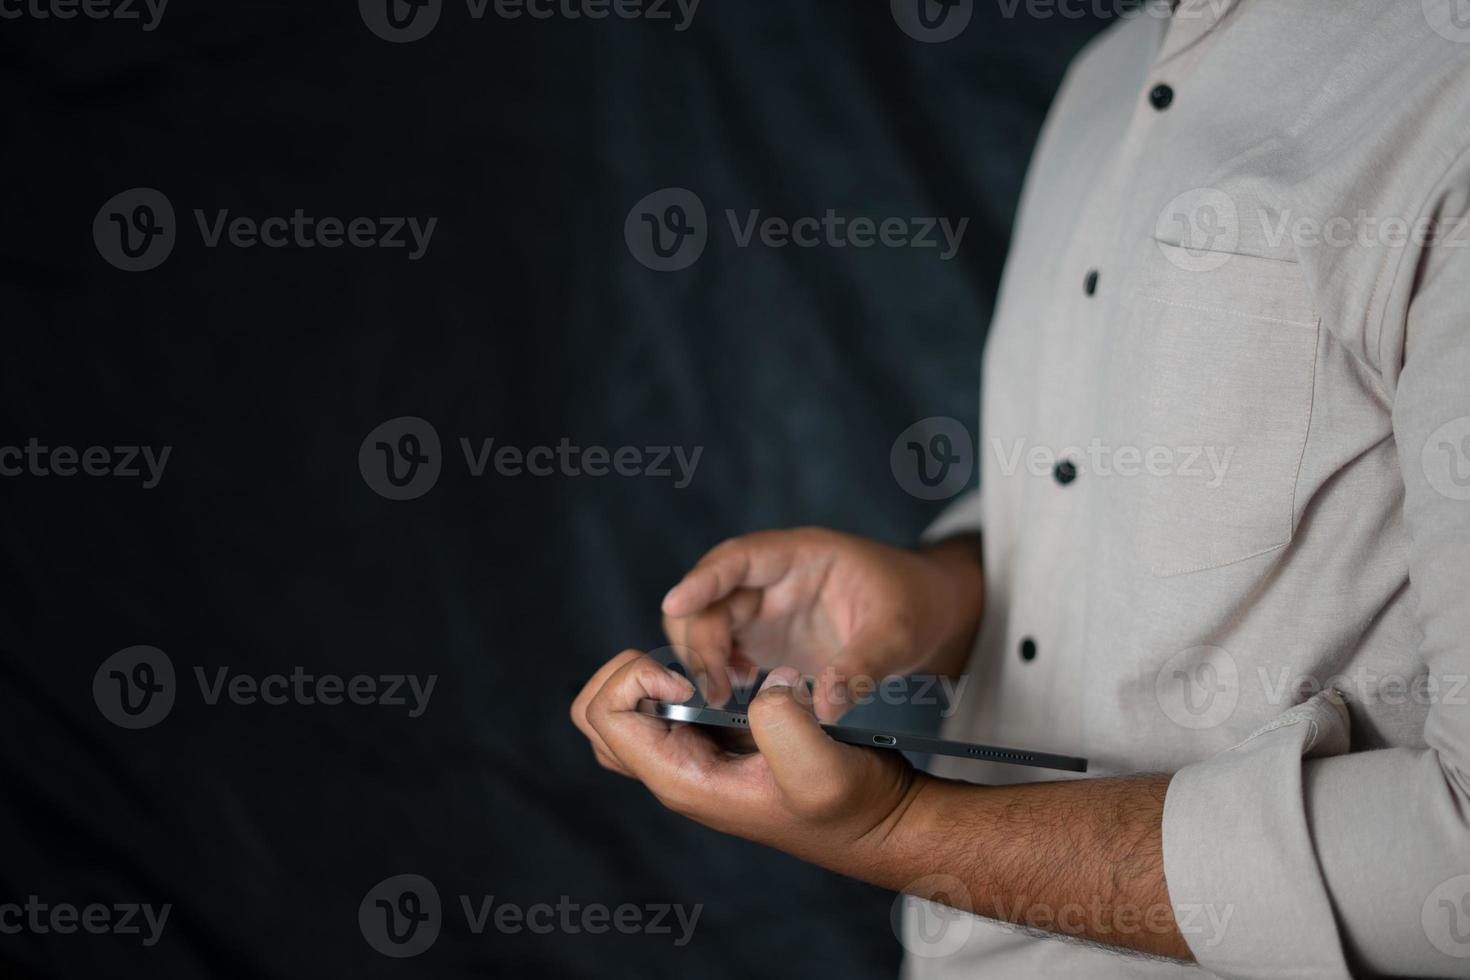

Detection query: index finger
xmin=585 ymin=654 xmax=699 ymax=780
xmin=660 ymin=532 xmax=797 ymax=618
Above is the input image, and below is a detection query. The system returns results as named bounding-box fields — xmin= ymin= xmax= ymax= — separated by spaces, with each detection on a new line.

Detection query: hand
xmin=571 ymin=652 xmax=1188 ymax=961
xmin=569 ymin=652 xmax=924 ymax=866
xmin=661 ymin=528 xmax=983 ymax=721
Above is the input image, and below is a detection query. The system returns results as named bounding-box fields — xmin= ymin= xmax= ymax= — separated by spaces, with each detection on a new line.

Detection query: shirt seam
xmin=1135 ymin=292 xmax=1317 ymax=328
xmin=1370 ymin=140 xmax=1470 ymax=381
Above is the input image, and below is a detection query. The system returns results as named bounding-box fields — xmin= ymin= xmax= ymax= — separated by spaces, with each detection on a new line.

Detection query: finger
xmin=586 ymin=654 xmax=698 ymax=778
xmin=663 ymin=588 xmax=762 ymax=706
xmin=811 ymin=622 xmax=907 ymax=723
xmin=572 ymin=649 xmax=651 ymax=763
xmin=660 ymin=532 xmax=798 ymax=618
xmin=746 ymin=667 xmax=855 ymax=811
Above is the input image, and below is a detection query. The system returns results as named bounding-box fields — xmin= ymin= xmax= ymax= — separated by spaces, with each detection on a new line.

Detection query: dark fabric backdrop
xmin=0 ymin=3 xmax=1108 ymax=977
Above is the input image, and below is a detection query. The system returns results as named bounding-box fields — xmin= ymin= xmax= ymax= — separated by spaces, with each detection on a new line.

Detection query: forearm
xmin=847 ymin=772 xmax=1192 ymax=960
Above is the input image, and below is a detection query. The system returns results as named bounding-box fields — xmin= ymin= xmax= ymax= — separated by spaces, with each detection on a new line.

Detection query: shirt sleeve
xmin=918 ymin=489 xmax=983 ymax=546
xmin=1160 ymin=156 xmax=1470 ymax=977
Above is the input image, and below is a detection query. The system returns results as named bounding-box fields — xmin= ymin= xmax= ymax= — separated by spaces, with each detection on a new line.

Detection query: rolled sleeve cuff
xmin=1161 ymin=690 xmax=1352 ymax=979
xmin=918 ymin=489 xmax=982 ymax=546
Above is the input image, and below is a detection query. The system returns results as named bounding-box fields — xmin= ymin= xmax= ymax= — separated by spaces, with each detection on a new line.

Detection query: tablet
xmin=636 ymin=699 xmax=1088 ymax=774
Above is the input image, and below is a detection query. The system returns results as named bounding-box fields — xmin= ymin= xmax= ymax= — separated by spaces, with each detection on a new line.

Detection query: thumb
xmin=747 ymin=667 xmax=853 ymax=811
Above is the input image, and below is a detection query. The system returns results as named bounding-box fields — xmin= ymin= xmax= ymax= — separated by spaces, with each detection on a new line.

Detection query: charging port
xmin=872 ymin=735 xmax=897 ymax=746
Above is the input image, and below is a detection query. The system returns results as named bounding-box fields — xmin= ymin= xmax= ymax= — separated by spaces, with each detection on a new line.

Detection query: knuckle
xmin=791 ymin=525 xmax=835 ymax=547
xmin=707 ymin=536 xmax=743 ymax=560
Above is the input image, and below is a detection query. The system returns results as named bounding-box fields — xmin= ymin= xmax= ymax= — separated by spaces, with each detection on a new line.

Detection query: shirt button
xmin=1019 ymin=637 xmax=1037 ymax=662
xmin=1053 ymin=459 xmax=1077 ymax=485
xmin=1149 ymin=83 xmax=1174 ymax=110
xmin=1084 ymin=269 xmax=1098 ymax=295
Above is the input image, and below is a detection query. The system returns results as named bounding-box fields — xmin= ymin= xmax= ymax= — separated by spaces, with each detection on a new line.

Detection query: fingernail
xmin=666 ymin=668 xmax=696 ymax=700
xmin=661 ymin=585 xmax=682 ymax=611
xmin=759 ymin=667 xmax=800 ymax=693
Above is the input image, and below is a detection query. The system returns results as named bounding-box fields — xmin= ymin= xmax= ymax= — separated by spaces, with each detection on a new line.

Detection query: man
xmin=571 ymin=1 xmax=1470 ymax=975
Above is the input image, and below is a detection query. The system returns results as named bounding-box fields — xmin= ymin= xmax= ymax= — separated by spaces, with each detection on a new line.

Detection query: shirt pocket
xmin=1113 ymin=241 xmax=1321 ymax=577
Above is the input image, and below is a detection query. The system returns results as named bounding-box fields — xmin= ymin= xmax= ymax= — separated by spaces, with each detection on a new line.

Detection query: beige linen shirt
xmin=902 ymin=2 xmax=1470 ymax=977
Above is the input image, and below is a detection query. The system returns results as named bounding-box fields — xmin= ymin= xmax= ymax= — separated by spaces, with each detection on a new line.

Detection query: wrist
xmin=853 ymin=774 xmax=997 ymax=906
xmin=915 ymin=534 xmax=984 ymax=676
xmin=824 ymin=768 xmax=941 ymax=885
